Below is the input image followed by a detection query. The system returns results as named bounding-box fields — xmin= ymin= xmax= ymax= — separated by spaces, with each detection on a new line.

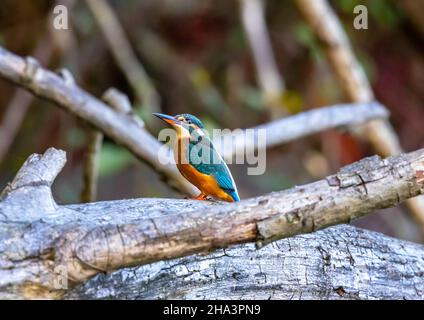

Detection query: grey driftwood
xmin=0 ymin=147 xmax=423 ymax=299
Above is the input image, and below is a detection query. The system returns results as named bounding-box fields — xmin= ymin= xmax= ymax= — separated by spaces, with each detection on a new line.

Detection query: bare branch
xmin=215 ymin=101 xmax=388 ymax=160
xmin=64 ymin=224 xmax=424 ymax=300
xmin=81 ymin=129 xmax=103 ymax=203
xmin=0 ymin=147 xmax=65 ymax=213
xmin=240 ymin=0 xmax=286 ymax=117
xmin=0 ymin=8 xmax=61 ymax=164
xmin=84 ymin=0 xmax=160 ymax=114
xmin=0 ymin=45 xmax=197 ymax=196
xmin=81 ymin=87 xmax=143 ymax=203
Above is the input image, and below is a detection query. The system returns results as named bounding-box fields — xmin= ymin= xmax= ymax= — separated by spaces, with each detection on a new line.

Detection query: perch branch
xmin=0 ymin=147 xmax=423 ymax=299
xmin=294 ymin=0 xmax=424 ymax=229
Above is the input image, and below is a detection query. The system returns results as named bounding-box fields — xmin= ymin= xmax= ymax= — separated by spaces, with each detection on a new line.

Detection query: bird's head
xmin=153 ymin=113 xmax=205 ymax=136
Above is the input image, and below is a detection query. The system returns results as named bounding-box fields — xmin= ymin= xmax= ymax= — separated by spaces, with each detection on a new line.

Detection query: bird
xmin=153 ymin=113 xmax=240 ymax=202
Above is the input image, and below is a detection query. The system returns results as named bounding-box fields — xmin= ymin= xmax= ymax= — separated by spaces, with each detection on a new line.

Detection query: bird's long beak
xmin=153 ymin=113 xmax=182 ymax=127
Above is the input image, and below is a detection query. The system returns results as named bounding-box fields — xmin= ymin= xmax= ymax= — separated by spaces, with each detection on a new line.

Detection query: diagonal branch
xmin=0 ymin=45 xmax=196 ymax=196
xmin=63 ymin=148 xmax=424 ymax=282
xmin=294 ymin=0 xmax=424 ymax=230
xmin=240 ymin=0 xmax=287 ymax=117
xmin=84 ymin=0 xmax=160 ymax=114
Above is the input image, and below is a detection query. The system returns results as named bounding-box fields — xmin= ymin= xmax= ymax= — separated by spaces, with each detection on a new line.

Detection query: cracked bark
xmin=0 ymin=148 xmax=423 ymax=299
xmin=65 ymin=225 xmax=424 ymax=300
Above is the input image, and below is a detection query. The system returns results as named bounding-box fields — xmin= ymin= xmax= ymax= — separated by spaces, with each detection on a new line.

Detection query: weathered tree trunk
xmin=0 ymin=148 xmax=423 ymax=299
xmin=65 ymin=225 xmax=424 ymax=300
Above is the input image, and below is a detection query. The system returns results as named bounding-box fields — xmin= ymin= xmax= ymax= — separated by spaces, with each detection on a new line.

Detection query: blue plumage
xmin=188 ymin=129 xmax=239 ymax=202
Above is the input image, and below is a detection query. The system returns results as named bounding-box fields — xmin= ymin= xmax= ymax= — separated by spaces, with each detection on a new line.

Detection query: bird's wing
xmin=189 ymin=131 xmax=239 ymax=199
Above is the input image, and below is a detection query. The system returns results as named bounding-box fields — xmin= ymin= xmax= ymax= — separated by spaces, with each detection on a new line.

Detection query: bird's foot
xmin=193 ymin=193 xmax=208 ymax=201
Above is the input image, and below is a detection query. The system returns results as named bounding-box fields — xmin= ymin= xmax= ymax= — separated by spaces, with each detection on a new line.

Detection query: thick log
xmin=65 ymin=225 xmax=424 ymax=300
xmin=0 ymin=148 xmax=423 ymax=299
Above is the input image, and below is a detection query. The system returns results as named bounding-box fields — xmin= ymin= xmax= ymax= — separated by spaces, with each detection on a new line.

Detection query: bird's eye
xmin=187 ymin=119 xmax=192 ymax=124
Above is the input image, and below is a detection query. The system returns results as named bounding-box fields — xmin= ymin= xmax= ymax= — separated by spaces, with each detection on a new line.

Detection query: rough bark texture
xmin=0 ymin=148 xmax=423 ymax=299
xmin=65 ymin=225 xmax=424 ymax=300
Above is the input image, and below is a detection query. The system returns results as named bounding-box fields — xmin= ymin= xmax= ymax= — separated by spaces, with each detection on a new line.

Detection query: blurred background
xmin=0 ymin=0 xmax=423 ymax=242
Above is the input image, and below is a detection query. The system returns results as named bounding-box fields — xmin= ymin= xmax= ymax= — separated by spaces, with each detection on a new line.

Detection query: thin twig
xmin=240 ymin=0 xmax=287 ymax=117
xmin=81 ymin=129 xmax=103 ymax=203
xmin=84 ymin=0 xmax=160 ymax=114
xmin=80 ymin=88 xmax=140 ymax=203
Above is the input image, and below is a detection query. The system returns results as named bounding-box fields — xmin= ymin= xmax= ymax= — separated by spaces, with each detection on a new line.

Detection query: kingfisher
xmin=153 ymin=113 xmax=240 ymax=202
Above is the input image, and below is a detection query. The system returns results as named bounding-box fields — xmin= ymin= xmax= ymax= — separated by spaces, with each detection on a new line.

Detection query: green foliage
xmin=228 ymin=25 xmax=246 ymax=50
xmin=368 ymin=0 xmax=402 ymax=28
xmin=190 ymin=67 xmax=228 ymax=115
xmin=99 ymin=143 xmax=135 ymax=177
xmin=293 ymin=22 xmax=324 ymax=62
xmin=239 ymin=86 xmax=263 ymax=110
xmin=336 ymin=0 xmax=403 ymax=28
xmin=66 ymin=128 xmax=87 ymax=149
xmin=337 ymin=0 xmax=361 ymax=13
xmin=254 ymin=172 xmax=293 ymax=191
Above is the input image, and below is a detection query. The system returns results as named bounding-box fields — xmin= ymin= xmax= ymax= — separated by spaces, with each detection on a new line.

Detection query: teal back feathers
xmin=187 ymin=129 xmax=239 ymax=202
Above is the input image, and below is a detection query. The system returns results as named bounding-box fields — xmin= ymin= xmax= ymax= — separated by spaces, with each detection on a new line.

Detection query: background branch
xmin=80 ymin=128 xmax=103 ymax=202
xmin=216 ymin=101 xmax=388 ymax=160
xmin=294 ymin=0 xmax=424 ymax=229
xmin=0 ymin=46 xmax=197 ymax=196
xmin=84 ymin=0 xmax=160 ymax=115
xmin=240 ymin=0 xmax=287 ymax=117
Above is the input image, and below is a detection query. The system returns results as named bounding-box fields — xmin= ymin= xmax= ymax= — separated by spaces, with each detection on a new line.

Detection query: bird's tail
xmin=229 ymin=190 xmax=240 ymax=202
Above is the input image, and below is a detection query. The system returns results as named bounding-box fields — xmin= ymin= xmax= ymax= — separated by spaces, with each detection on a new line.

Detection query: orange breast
xmin=177 ymin=163 xmax=234 ymax=202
